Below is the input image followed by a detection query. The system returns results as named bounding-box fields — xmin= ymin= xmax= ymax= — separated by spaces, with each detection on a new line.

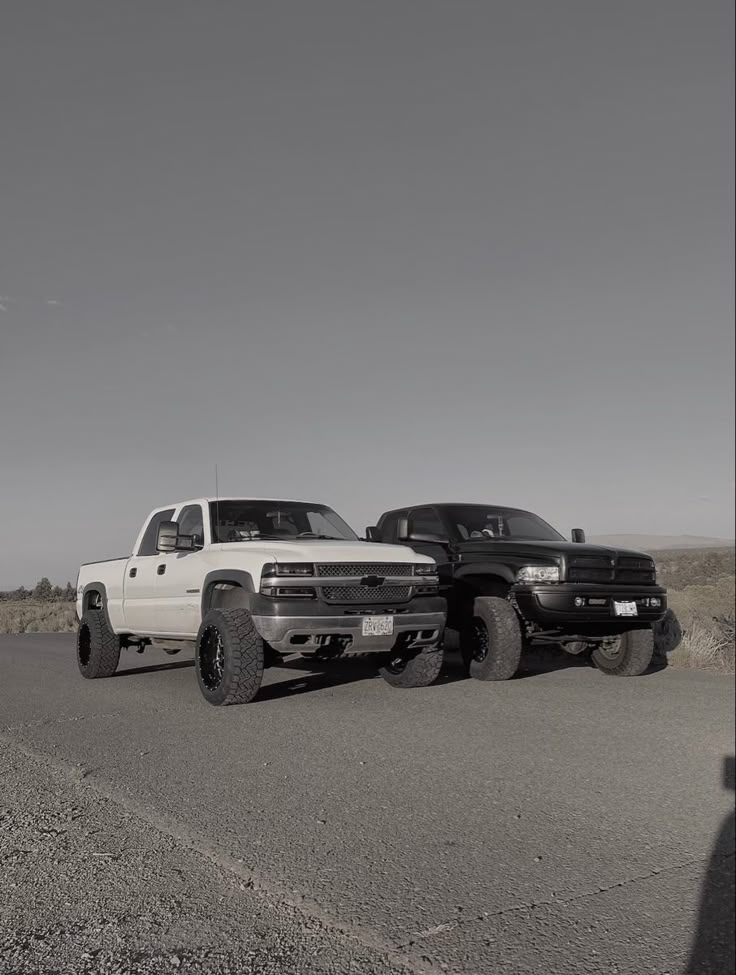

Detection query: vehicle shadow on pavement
xmin=686 ymin=755 xmax=735 ymax=974
xmin=114 ymin=659 xmax=195 ymax=678
xmin=256 ymin=653 xmax=468 ymax=702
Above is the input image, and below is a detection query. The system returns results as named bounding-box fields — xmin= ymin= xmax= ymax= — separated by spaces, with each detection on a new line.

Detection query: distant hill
xmin=588 ymin=534 xmax=735 ymax=552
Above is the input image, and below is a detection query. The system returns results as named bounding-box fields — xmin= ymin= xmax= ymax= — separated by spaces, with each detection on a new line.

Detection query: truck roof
xmin=159 ymin=497 xmax=333 ymax=509
xmin=380 ymin=502 xmax=533 ymax=516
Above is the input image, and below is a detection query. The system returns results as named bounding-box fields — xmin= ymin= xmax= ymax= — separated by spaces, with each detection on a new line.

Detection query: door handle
xmin=129 ymin=567 xmax=137 ymax=578
xmin=157 ymin=564 xmax=166 ymax=575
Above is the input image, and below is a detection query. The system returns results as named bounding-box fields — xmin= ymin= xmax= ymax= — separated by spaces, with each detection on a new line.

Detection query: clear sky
xmin=1 ymin=1 xmax=734 ymax=587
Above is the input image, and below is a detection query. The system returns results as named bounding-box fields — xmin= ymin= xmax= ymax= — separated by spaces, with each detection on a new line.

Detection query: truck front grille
xmin=615 ymin=556 xmax=656 ymax=584
xmin=567 ymin=555 xmax=656 ymax=585
xmin=316 ymin=563 xmax=414 ymax=578
xmin=322 ymin=585 xmax=413 ymax=604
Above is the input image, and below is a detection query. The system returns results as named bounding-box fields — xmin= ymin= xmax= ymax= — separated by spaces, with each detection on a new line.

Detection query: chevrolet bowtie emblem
xmin=361 ymin=575 xmax=385 ymax=587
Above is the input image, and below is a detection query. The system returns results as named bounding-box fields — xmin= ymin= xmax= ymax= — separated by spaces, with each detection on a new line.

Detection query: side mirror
xmin=365 ymin=526 xmax=380 ymax=542
xmin=175 ymin=533 xmax=199 ymax=551
xmin=156 ymin=521 xmax=179 ymax=553
xmin=397 ymin=517 xmax=448 ymax=546
xmin=571 ymin=528 xmax=586 ymax=544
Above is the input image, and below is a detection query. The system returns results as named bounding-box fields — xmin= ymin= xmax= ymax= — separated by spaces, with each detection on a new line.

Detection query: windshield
xmin=445 ymin=505 xmax=565 ymax=542
xmin=209 ymin=500 xmax=359 ymax=543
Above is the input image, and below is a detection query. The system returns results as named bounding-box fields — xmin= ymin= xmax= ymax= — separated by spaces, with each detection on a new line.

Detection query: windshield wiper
xmin=295 ymin=533 xmax=346 ymax=540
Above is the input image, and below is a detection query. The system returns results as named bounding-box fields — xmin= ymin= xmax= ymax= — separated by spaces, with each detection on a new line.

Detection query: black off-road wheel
xmin=591 ymin=628 xmax=654 ymax=677
xmin=195 ymin=608 xmax=264 ymax=706
xmin=379 ymin=646 xmax=443 ymax=688
xmin=77 ymin=610 xmax=121 ymax=679
xmin=461 ymin=596 xmax=522 ymax=681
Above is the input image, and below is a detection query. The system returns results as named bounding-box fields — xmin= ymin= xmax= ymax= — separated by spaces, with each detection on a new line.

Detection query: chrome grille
xmin=316 ymin=563 xmax=414 ymax=578
xmin=322 ymin=585 xmax=412 ymax=604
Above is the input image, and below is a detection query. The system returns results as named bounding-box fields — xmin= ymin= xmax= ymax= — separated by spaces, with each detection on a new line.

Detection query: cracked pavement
xmin=1 ymin=633 xmax=734 ymax=974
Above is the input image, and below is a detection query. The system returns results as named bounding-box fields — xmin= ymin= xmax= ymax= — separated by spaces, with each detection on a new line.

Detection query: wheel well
xmin=460 ymin=574 xmax=511 ymax=599
xmin=84 ymin=589 xmax=103 ymax=612
xmin=205 ymin=581 xmax=247 ymax=613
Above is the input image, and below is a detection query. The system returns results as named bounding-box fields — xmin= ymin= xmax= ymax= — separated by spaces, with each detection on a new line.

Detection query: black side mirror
xmin=397 ymin=517 xmax=448 ymax=546
xmin=156 ymin=520 xmax=179 ymax=553
xmin=175 ymin=533 xmax=198 ymax=551
xmin=571 ymin=528 xmax=586 ymax=544
xmin=365 ymin=526 xmax=380 ymax=542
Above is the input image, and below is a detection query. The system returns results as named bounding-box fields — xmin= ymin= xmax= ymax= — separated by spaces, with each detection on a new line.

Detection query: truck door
xmin=154 ymin=502 xmax=208 ymax=637
xmin=122 ymin=508 xmax=175 ymax=635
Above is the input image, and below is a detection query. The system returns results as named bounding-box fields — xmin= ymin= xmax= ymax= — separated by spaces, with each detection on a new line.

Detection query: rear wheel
xmin=77 ymin=610 xmax=121 ymax=679
xmin=379 ymin=646 xmax=443 ymax=688
xmin=461 ymin=596 xmax=522 ymax=681
xmin=195 ymin=608 xmax=264 ymax=706
xmin=591 ymin=628 xmax=654 ymax=676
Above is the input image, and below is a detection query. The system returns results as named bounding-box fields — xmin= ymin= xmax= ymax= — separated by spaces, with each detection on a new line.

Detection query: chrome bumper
xmin=251 ymin=611 xmax=446 ymax=655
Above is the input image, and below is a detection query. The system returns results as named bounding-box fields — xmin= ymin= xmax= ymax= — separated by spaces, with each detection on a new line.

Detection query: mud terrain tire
xmin=379 ymin=647 xmax=443 ymax=688
xmin=196 ymin=608 xmax=264 ymax=706
xmin=591 ymin=628 xmax=654 ymax=677
xmin=462 ymin=596 xmax=522 ymax=681
xmin=77 ymin=609 xmax=121 ymax=679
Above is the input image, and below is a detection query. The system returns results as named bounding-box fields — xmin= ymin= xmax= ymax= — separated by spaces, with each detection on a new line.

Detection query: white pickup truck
xmin=76 ymin=498 xmax=446 ymax=705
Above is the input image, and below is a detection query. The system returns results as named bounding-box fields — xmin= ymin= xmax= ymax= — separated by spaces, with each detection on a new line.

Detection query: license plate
xmin=613 ymin=600 xmax=638 ymax=617
xmin=362 ymin=616 xmax=394 ymax=637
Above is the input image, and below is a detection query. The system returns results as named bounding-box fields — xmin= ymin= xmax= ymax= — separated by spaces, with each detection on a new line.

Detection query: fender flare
xmin=454 ymin=563 xmax=517 ymax=588
xmin=201 ymin=570 xmax=257 ymax=618
xmin=81 ymin=582 xmax=115 ymax=632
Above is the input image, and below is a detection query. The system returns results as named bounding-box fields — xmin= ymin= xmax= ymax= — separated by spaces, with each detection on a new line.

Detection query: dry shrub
xmin=670 ymin=616 xmax=735 ymax=673
xmin=0 ymin=601 xmax=77 ymax=635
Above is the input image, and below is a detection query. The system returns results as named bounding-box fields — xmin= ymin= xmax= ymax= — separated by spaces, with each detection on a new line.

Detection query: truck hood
xmin=456 ymin=539 xmax=654 ymax=561
xmin=216 ymin=539 xmax=431 ymax=564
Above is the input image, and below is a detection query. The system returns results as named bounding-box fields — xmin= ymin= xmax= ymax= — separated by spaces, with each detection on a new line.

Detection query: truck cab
xmin=368 ymin=503 xmax=668 ymax=679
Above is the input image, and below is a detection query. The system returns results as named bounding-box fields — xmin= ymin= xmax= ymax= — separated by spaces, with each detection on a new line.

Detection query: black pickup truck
xmin=366 ymin=503 xmax=667 ymax=679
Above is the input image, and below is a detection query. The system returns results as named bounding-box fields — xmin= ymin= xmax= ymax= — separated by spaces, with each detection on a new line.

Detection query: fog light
xmin=649 ymin=597 xmax=661 ymax=608
xmin=574 ymin=597 xmax=585 ymax=607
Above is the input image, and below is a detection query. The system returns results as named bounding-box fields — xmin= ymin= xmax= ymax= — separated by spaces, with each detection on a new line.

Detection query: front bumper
xmin=513 ymin=583 xmax=667 ymax=633
xmin=250 ymin=595 xmax=446 ymax=654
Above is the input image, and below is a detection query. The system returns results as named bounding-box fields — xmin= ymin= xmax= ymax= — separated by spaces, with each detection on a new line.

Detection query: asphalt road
xmin=1 ymin=634 xmax=734 ymax=975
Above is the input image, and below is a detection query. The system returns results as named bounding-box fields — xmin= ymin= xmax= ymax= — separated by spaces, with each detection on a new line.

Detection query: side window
xmin=409 ymin=507 xmax=444 ymax=536
xmin=138 ymin=508 xmax=176 ymax=557
xmin=177 ymin=504 xmax=205 ymax=543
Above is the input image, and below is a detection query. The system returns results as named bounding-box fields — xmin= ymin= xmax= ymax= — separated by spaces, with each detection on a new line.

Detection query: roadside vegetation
xmin=0 ymin=578 xmax=77 ymax=635
xmin=653 ymin=549 xmax=735 ymax=673
xmin=2 ymin=554 xmax=734 ymax=671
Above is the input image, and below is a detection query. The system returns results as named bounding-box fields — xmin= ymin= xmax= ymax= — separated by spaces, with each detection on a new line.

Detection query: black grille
xmin=322 ymin=585 xmax=412 ymax=604
xmin=568 ymin=557 xmax=614 ymax=583
xmin=316 ymin=563 xmax=414 ymax=578
xmin=616 ymin=557 xmax=656 ymax=584
xmin=567 ymin=555 xmax=656 ymax=585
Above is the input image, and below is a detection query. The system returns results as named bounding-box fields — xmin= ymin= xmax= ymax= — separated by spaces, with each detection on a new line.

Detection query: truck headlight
xmin=261 ymin=563 xmax=315 ymax=578
xmin=414 ymin=563 xmax=438 ymax=576
xmin=516 ymin=565 xmax=560 ymax=583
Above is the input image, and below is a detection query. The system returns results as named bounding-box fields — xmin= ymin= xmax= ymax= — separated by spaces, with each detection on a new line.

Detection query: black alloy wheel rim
xmin=200 ymin=626 xmax=225 ymax=690
xmin=78 ymin=623 xmax=91 ymax=667
xmin=472 ymin=619 xmax=489 ymax=662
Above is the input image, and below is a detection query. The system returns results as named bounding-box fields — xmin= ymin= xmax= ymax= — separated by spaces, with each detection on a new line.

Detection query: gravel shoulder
xmin=0 ymin=742 xmax=418 ymax=975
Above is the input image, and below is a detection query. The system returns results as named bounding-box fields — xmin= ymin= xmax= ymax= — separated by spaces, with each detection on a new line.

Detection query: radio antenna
xmin=215 ymin=465 xmax=221 ymax=544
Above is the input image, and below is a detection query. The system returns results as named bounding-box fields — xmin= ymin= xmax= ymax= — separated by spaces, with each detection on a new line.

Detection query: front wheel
xmin=195 ymin=609 xmax=264 ymax=706
xmin=379 ymin=647 xmax=443 ymax=688
xmin=461 ymin=596 xmax=522 ymax=681
xmin=591 ymin=628 xmax=654 ymax=677
xmin=77 ymin=610 xmax=121 ymax=679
